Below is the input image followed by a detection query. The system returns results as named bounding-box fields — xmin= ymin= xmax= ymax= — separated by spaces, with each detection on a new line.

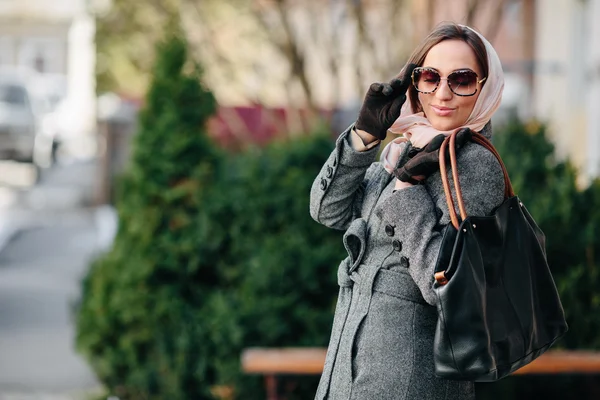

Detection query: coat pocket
xmin=342 ymin=218 xmax=368 ymax=273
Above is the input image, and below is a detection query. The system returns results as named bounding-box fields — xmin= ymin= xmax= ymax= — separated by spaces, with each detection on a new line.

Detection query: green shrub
xmin=76 ymin=24 xmax=343 ymax=398
xmin=211 ymin=134 xmax=344 ymax=398
xmin=76 ymin=29 xmax=224 ymax=399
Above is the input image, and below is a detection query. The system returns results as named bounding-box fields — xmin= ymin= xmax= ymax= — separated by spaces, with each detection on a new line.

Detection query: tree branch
xmin=485 ymin=0 xmax=509 ymax=44
xmin=274 ymin=0 xmax=317 ymax=111
xmin=465 ymin=0 xmax=482 ymax=26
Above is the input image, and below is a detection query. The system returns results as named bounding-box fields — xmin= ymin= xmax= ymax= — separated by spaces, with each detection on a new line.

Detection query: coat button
xmin=392 ymin=239 xmax=402 ymax=252
xmin=401 ymin=256 xmax=410 ymax=268
xmin=326 ymin=166 xmax=333 ymax=178
xmin=320 ymin=178 xmax=327 ymax=190
xmin=385 ymin=224 xmax=395 ymax=236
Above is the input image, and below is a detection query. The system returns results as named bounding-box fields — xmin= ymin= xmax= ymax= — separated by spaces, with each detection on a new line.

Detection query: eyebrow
xmin=420 ymin=67 xmax=477 ymax=74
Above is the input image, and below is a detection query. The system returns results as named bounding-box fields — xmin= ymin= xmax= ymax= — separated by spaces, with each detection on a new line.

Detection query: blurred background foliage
xmin=76 ymin=5 xmax=600 ymax=400
xmin=95 ymin=0 xmax=506 ymax=111
xmin=77 ymin=28 xmax=343 ymax=399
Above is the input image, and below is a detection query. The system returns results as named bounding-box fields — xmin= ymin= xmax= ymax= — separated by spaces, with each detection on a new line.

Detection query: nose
xmin=435 ymin=79 xmax=453 ymax=101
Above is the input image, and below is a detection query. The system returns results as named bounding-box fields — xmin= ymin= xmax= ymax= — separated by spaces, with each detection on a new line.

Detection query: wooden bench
xmin=241 ymin=348 xmax=600 ymax=400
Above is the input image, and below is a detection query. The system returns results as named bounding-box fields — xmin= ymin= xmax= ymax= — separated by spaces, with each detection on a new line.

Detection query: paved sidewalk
xmin=0 ymin=160 xmax=116 ymax=398
xmin=0 ymin=209 xmax=103 ymax=396
xmin=0 ymin=392 xmax=103 ymax=400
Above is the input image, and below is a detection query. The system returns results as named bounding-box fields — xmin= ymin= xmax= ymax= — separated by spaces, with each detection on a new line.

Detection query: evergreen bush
xmin=211 ymin=134 xmax=345 ymax=398
xmin=77 ymin=24 xmax=344 ymax=398
xmin=76 ymin=28 xmax=225 ymax=399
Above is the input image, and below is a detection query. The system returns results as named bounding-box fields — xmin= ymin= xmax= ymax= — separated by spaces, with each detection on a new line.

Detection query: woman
xmin=310 ymin=23 xmax=505 ymax=399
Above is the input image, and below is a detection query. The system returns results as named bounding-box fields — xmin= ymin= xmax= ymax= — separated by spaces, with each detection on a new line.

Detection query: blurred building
xmin=95 ymin=0 xmax=600 ymax=182
xmin=533 ymin=0 xmax=600 ymax=181
xmin=0 ymin=0 xmax=96 ymax=138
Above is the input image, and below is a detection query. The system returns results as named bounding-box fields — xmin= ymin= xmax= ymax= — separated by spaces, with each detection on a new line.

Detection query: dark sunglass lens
xmin=448 ymin=70 xmax=478 ymax=95
xmin=414 ymin=69 xmax=439 ymax=93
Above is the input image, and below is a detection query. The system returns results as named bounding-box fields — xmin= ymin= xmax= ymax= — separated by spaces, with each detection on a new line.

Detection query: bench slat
xmin=242 ymin=348 xmax=327 ymax=375
xmin=513 ymin=351 xmax=600 ymax=374
xmin=242 ymin=348 xmax=600 ymax=375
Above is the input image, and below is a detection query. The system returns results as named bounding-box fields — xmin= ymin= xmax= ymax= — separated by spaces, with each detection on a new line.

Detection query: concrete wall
xmin=586 ymin=0 xmax=600 ymax=178
xmin=533 ymin=0 xmax=598 ymax=181
xmin=0 ymin=0 xmax=86 ymax=20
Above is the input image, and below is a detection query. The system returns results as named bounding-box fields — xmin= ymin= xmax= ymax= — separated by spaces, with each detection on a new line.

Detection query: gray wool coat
xmin=309 ymin=123 xmax=505 ymax=400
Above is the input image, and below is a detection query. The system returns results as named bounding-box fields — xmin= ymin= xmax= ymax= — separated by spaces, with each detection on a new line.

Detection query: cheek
xmin=458 ymin=94 xmax=479 ymax=119
xmin=417 ymin=93 xmax=428 ymax=111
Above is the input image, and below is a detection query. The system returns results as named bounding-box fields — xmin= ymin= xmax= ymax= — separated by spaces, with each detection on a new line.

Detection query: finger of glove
xmin=402 ymin=159 xmax=439 ymax=179
xmin=394 ymin=168 xmax=426 ymax=185
xmin=368 ymin=82 xmax=384 ymax=94
xmin=402 ymin=63 xmax=418 ymax=80
xmin=388 ymin=77 xmax=411 ymax=96
xmin=395 ymin=167 xmax=421 ymax=184
xmin=404 ymin=150 xmax=440 ymax=171
xmin=391 ymin=63 xmax=418 ymax=92
xmin=381 ymin=83 xmax=396 ymax=96
xmin=388 ymin=78 xmax=404 ymax=93
xmin=384 ymin=93 xmax=407 ymax=121
xmin=422 ymin=134 xmax=447 ymax=152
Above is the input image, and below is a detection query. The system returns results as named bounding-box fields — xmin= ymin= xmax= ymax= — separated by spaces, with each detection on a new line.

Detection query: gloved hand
xmin=394 ymin=128 xmax=473 ymax=184
xmin=355 ymin=63 xmax=417 ymax=141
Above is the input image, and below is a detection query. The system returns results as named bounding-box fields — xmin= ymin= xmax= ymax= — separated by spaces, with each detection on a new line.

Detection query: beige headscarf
xmin=380 ymin=25 xmax=505 ymax=174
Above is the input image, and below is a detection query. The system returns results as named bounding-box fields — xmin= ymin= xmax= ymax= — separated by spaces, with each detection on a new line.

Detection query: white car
xmin=0 ymin=81 xmax=36 ymax=162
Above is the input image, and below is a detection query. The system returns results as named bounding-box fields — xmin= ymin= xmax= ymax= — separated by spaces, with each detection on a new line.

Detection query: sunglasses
xmin=411 ymin=67 xmax=487 ymax=97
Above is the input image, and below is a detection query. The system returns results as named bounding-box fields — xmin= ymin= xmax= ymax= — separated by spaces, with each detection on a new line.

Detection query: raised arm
xmin=311 ymin=65 xmax=417 ymax=230
xmin=309 ymin=126 xmax=381 ymax=230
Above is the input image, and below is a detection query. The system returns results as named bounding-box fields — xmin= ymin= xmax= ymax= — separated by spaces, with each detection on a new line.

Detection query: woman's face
xmin=417 ymin=39 xmax=484 ymax=131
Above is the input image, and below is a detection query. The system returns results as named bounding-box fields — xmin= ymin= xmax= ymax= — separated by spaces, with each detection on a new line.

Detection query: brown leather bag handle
xmin=435 ymin=131 xmax=515 ymax=285
xmin=439 ymin=131 xmax=515 ymax=231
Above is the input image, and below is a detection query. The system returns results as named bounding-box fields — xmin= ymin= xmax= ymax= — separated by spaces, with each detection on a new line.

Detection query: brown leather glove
xmin=354 ymin=64 xmax=417 ymax=140
xmin=394 ymin=128 xmax=474 ymax=184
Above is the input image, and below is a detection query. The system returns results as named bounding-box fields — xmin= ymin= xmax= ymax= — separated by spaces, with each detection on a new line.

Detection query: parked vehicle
xmin=0 ymin=80 xmax=36 ymax=162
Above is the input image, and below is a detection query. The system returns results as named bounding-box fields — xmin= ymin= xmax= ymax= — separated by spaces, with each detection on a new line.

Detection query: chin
xmin=423 ymin=112 xmax=464 ymax=131
xmin=430 ymin=119 xmax=462 ymax=131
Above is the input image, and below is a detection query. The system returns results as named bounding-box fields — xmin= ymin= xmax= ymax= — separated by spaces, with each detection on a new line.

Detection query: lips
xmin=431 ymin=105 xmax=455 ymax=117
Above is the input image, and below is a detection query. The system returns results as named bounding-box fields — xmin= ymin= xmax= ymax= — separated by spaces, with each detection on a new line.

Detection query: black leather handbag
xmin=432 ymin=131 xmax=568 ymax=382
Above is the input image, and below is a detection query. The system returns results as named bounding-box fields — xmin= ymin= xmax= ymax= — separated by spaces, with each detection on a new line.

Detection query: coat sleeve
xmin=310 ymin=125 xmax=381 ymax=231
xmin=377 ymin=143 xmax=506 ymax=305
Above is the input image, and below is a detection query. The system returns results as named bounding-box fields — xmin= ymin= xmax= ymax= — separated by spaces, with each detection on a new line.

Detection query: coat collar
xmin=479 ymin=121 xmax=493 ymax=140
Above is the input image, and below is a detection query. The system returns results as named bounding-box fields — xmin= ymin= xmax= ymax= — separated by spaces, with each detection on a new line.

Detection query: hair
xmin=405 ymin=22 xmax=489 ymax=114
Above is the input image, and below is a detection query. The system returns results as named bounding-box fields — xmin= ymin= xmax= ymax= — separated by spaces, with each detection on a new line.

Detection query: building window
xmin=17 ymin=37 xmax=65 ymax=74
xmin=0 ymin=36 xmax=15 ymax=66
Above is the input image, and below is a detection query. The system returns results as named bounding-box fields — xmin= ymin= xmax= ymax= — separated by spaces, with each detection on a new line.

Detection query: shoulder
xmin=427 ymin=139 xmax=505 ymax=219
xmin=451 ymin=140 xmax=505 ymax=213
xmin=456 ymin=141 xmax=504 ymax=181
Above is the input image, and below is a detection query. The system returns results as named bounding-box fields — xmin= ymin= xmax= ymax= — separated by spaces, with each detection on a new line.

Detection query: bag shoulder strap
xmin=439 ymin=131 xmax=515 ymax=230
